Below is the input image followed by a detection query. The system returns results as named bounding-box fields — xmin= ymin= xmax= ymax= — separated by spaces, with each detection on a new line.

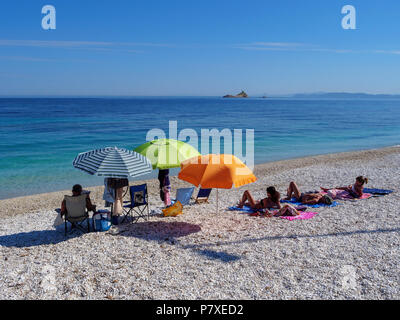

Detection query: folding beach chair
xmin=195 ymin=188 xmax=212 ymax=204
xmin=123 ymin=184 xmax=149 ymax=223
xmin=64 ymin=194 xmax=93 ymax=236
xmin=171 ymin=187 xmax=195 ymax=206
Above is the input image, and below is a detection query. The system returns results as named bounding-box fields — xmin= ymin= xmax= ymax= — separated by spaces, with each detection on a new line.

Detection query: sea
xmin=0 ymin=97 xmax=399 ymax=200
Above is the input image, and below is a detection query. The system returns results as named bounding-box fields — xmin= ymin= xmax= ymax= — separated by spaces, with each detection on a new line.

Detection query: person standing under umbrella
xmin=158 ymin=169 xmax=171 ymax=206
xmin=103 ymin=177 xmax=129 ymax=222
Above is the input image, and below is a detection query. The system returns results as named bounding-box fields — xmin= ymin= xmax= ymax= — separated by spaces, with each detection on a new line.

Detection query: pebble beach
xmin=0 ymin=146 xmax=399 ymax=300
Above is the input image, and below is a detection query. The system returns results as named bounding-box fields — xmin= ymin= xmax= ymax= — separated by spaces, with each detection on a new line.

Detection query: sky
xmin=0 ymin=0 xmax=399 ymax=96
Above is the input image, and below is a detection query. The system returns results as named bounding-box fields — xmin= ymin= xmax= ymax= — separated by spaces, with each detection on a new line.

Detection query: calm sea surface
xmin=0 ymin=97 xmax=399 ymax=199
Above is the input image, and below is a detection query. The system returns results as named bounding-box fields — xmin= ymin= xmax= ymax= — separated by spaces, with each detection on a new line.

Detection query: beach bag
xmin=93 ymin=211 xmax=111 ymax=232
xmin=322 ymin=194 xmax=334 ymax=205
xmin=53 ymin=211 xmax=64 ymax=227
xmin=162 ymin=201 xmax=183 ymax=217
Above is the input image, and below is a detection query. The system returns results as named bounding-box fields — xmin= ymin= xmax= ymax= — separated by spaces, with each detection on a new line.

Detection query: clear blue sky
xmin=0 ymin=0 xmax=399 ymax=96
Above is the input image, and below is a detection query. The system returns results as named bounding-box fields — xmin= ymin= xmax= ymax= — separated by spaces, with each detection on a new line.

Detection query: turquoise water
xmin=0 ymin=97 xmax=399 ymax=199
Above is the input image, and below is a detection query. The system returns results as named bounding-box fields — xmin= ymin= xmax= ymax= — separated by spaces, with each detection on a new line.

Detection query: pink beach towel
xmin=322 ymin=189 xmax=372 ymax=200
xmin=279 ymin=211 xmax=319 ymax=221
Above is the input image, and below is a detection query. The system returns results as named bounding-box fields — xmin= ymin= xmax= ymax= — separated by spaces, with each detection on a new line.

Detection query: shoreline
xmin=1 ymin=145 xmax=399 ymax=218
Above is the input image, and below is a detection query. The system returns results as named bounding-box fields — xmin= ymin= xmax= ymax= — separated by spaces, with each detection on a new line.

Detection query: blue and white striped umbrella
xmin=73 ymin=147 xmax=152 ymax=178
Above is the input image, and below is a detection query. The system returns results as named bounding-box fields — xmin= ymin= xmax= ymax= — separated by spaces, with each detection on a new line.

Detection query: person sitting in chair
xmin=60 ymin=184 xmax=96 ymax=216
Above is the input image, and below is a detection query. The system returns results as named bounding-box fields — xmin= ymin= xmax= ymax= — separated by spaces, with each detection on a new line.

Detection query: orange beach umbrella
xmin=178 ymin=154 xmax=257 ymax=212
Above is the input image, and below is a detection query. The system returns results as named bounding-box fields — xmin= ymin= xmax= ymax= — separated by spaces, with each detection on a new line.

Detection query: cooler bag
xmin=93 ymin=211 xmax=111 ymax=232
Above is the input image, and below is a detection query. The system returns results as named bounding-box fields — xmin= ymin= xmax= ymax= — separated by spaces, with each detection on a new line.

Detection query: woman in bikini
xmin=284 ymin=181 xmax=333 ymax=205
xmin=320 ymin=176 xmax=368 ymax=199
xmin=237 ymin=186 xmax=282 ymax=211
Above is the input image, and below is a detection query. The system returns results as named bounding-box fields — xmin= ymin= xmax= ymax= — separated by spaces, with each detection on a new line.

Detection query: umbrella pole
xmin=216 ymin=188 xmax=219 ymax=214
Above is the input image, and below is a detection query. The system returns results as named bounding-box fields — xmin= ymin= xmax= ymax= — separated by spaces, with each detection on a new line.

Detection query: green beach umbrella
xmin=134 ymin=139 xmax=200 ymax=170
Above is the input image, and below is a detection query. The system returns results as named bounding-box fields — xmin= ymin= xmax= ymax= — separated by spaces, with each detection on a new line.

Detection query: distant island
xmin=221 ymin=91 xmax=400 ymax=100
xmin=223 ymin=90 xmax=248 ymax=98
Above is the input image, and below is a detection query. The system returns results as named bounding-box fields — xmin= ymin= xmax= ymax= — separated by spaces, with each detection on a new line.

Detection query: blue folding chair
xmin=123 ymin=184 xmax=149 ymax=223
xmin=171 ymin=187 xmax=195 ymax=206
xmin=195 ymin=188 xmax=212 ymax=204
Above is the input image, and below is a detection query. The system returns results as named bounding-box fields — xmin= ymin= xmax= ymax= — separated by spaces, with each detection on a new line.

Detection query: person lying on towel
xmin=266 ymin=204 xmax=300 ymax=217
xmin=284 ymin=181 xmax=333 ymax=205
xmin=320 ymin=176 xmax=368 ymax=199
xmin=237 ymin=186 xmax=282 ymax=210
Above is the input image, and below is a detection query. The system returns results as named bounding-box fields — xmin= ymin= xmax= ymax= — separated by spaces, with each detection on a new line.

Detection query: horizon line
xmin=1 ymin=91 xmax=400 ymax=99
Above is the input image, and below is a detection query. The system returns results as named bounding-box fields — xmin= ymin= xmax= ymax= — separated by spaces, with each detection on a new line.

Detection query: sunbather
xmin=265 ymin=204 xmax=300 ymax=217
xmin=237 ymin=186 xmax=281 ymax=210
xmin=60 ymin=184 xmax=96 ymax=216
xmin=320 ymin=176 xmax=368 ymax=199
xmin=284 ymin=181 xmax=333 ymax=205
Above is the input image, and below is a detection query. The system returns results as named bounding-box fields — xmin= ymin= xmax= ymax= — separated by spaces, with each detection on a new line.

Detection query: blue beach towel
xmin=280 ymin=198 xmax=339 ymax=208
xmin=363 ymin=188 xmax=393 ymax=196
